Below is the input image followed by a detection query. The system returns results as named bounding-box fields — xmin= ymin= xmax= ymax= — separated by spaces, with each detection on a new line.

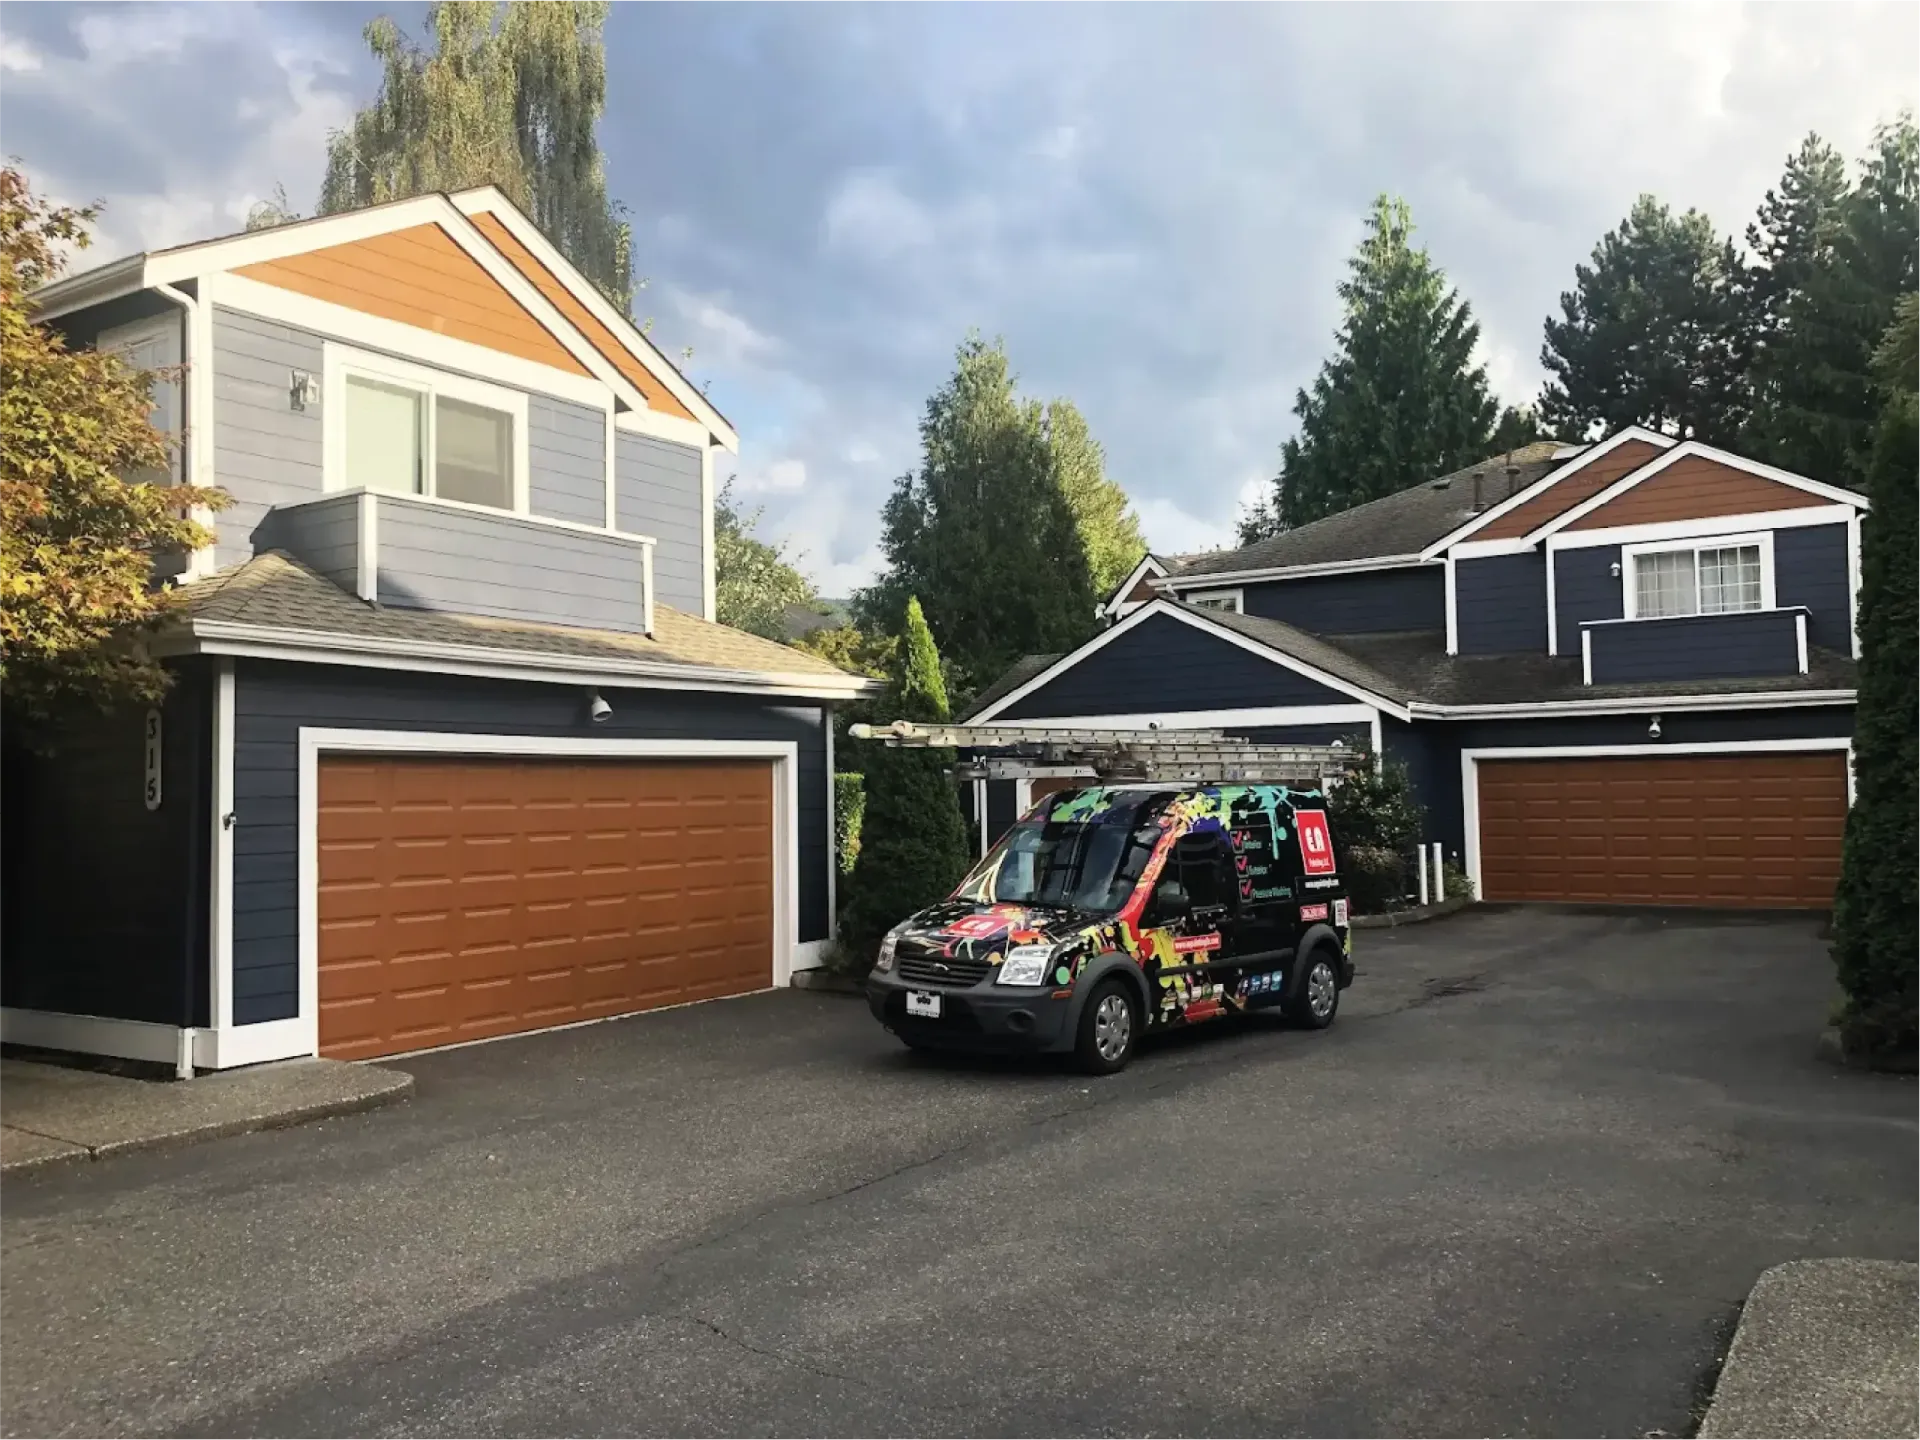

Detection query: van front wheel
xmin=1283 ymin=950 xmax=1341 ymax=1029
xmin=1074 ymin=979 xmax=1140 ymax=1074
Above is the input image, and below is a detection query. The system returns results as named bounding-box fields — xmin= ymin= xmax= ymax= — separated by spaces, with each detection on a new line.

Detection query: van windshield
xmin=956 ymin=802 xmax=1164 ymax=915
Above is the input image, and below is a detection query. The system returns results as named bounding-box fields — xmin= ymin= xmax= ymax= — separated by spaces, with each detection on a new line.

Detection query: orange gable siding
xmin=236 ymin=223 xmax=591 ymax=377
xmin=1476 ymin=438 xmax=1665 ymax=540
xmin=1125 ymin=575 xmax=1160 ymax=603
xmin=470 ymin=212 xmax=699 ymax=424
xmin=1565 ymin=457 xmax=1821 ymax=531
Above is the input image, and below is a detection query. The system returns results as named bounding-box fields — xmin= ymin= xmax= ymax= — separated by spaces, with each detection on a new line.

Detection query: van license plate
xmin=906 ymin=991 xmax=942 ymax=1018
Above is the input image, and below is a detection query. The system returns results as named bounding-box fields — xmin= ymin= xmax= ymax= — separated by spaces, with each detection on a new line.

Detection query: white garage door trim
xmin=1460 ymin=738 xmax=1854 ymax=902
xmin=272 ymin=729 xmax=802 ymax=1065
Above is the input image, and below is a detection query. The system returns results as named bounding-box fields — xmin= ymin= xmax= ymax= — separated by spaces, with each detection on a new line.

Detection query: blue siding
xmin=229 ymin=663 xmax=832 ymax=1025
xmin=1553 ymin=545 xmax=1623 ymax=654
xmin=1235 ymin=567 xmax=1444 ymax=634
xmin=528 ymin=396 xmax=608 ymax=526
xmin=616 ymin=432 xmax=705 ymax=614
xmin=1774 ymin=523 xmax=1852 ymax=654
xmin=1456 ymin=553 xmax=1548 ymax=655
xmin=995 ymin=613 xmax=1346 ymax=720
xmin=1584 ymin=609 xmax=1806 ymax=684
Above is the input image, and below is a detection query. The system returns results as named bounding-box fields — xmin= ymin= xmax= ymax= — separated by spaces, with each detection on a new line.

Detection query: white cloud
xmin=821 ymin=170 xmax=938 ymax=260
xmin=0 ymin=35 xmax=42 ymax=72
xmin=738 ymin=457 xmax=808 ymax=494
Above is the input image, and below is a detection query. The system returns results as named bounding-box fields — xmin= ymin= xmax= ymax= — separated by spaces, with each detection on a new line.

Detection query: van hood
xmin=895 ymin=898 xmax=1108 ymax=956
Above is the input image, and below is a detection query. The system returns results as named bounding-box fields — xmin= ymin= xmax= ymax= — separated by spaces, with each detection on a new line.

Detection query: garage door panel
xmin=1477 ymin=752 xmax=1846 ymax=909
xmin=318 ymin=756 xmax=776 ymax=1059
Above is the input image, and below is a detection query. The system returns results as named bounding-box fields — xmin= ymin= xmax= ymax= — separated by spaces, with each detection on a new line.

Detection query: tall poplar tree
xmin=1538 ymin=195 xmax=1752 ymax=444
xmin=1242 ymin=196 xmax=1496 ymax=541
xmin=855 ymin=335 xmax=1097 ymax=696
xmin=319 ymin=1 xmax=636 ymax=314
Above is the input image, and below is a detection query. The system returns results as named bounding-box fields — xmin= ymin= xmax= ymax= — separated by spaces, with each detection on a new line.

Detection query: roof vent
xmin=1430 ymin=476 xmax=1452 ymax=490
xmin=1470 ymin=471 xmax=1487 ymax=513
xmin=1504 ymin=460 xmax=1523 ymax=500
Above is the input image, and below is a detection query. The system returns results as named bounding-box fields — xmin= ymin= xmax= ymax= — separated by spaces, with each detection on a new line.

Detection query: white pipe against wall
xmin=151 ymin=282 xmax=213 ymax=579
xmin=1432 ymin=842 xmax=1445 ymax=902
xmin=1417 ymin=844 xmax=1430 ymax=906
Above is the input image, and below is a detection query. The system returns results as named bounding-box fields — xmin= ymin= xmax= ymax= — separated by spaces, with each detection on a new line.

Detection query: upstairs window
xmin=327 ymin=347 xmax=527 ymax=512
xmin=1185 ymin=589 xmax=1245 ymax=614
xmin=1628 ymin=539 xmax=1767 ymax=619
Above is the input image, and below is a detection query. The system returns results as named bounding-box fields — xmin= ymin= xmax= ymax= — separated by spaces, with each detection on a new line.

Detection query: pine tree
xmin=1754 ymin=116 xmax=1917 ymax=485
xmin=1244 ymin=196 xmax=1496 ymax=540
xmin=1828 ymin=293 xmax=1917 ymax=1063
xmin=854 ymin=335 xmax=1097 ymax=696
xmin=1489 ymin=404 xmax=1551 ymax=452
xmin=1538 ymin=195 xmax=1752 ymax=444
xmin=319 ymin=1 xmax=637 ymax=314
xmin=839 ymin=597 xmax=973 ymax=958
xmin=1042 ymin=399 xmax=1147 ymax=598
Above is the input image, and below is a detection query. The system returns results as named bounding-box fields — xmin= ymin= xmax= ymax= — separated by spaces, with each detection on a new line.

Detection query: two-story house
xmin=960 ymin=430 xmax=1864 ymax=911
xmin=4 ymin=188 xmax=875 ymax=1072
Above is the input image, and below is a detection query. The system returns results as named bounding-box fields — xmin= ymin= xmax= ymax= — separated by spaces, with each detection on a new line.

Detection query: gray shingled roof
xmin=957 ymin=652 xmax=1062 ymax=721
xmin=1170 ymin=443 xmax=1568 ymax=579
xmin=168 ymin=552 xmax=873 ymax=686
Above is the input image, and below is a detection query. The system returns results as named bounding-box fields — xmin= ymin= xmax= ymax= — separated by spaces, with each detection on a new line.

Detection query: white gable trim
xmin=1530 ymin=440 xmax=1869 ymax=542
xmin=451 ymin=189 xmax=739 ymax=452
xmin=1419 ymin=427 xmax=1675 ymax=559
xmin=968 ymin=598 xmax=1411 ymax=724
xmin=1546 ymin=504 xmax=1859 ymax=552
xmin=1162 ymin=554 xmax=1431 ymax=588
xmin=1098 ymin=552 xmax=1171 ymax=619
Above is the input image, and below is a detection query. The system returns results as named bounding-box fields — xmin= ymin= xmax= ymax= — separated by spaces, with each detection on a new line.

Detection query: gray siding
xmin=213 ymin=308 xmax=325 ymax=568
xmin=229 ymin=662 xmax=832 ymax=1024
xmin=997 ymin=613 xmax=1347 ymax=719
xmin=1455 ymin=552 xmax=1548 ymax=655
xmin=1583 ymin=609 xmax=1806 ymax=685
xmin=375 ymin=496 xmax=649 ymax=634
xmin=1775 ymin=523 xmax=1853 ymax=654
xmin=1 ymin=663 xmax=210 ymax=1026
xmin=1553 ymin=545 xmax=1623 ymax=655
xmin=616 ymin=431 xmax=704 ymax=614
xmin=252 ymin=492 xmax=362 ymax=594
xmin=530 ymin=396 xmax=608 ymax=526
xmin=1235 ymin=567 xmax=1444 ymax=634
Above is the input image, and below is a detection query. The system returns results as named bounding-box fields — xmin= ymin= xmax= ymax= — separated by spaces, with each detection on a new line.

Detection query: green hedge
xmin=833 ymin=772 xmax=866 ymax=875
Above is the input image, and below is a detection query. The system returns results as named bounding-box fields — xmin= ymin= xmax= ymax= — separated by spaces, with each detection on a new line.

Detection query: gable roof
xmin=958 ymin=652 xmax=1064 ymax=720
xmin=1536 ymin=441 xmax=1869 ymax=539
xmin=1169 ymin=443 xmax=1565 ymax=581
xmin=1421 ymin=427 xmax=1674 ymax=555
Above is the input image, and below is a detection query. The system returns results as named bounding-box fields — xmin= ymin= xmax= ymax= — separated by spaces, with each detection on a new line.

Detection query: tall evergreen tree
xmin=1243 ymin=196 xmax=1496 ymax=540
xmin=840 ymin=597 xmax=973 ymax=958
xmin=319 ymin=1 xmax=637 ymax=314
xmin=855 ymin=335 xmax=1097 ymax=696
xmin=712 ymin=478 xmax=817 ymax=642
xmin=1828 ymin=293 xmax=1917 ymax=1062
xmin=1753 ymin=116 xmax=1918 ymax=485
xmin=1042 ymin=398 xmax=1147 ymax=598
xmin=1538 ymin=195 xmax=1752 ymax=444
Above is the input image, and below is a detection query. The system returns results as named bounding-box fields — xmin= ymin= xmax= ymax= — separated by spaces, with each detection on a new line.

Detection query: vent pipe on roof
xmin=1504 ymin=454 xmax=1523 ymax=500
xmin=1470 ymin=471 xmax=1486 ymax=512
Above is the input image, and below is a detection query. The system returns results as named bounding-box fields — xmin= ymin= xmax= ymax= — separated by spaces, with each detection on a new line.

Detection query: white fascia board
xmin=167 ymin=620 xmax=878 ymax=700
xmin=1546 ymin=504 xmax=1858 ymax=551
xmin=145 ymin=195 xmax=455 ymax=286
xmin=1531 ymin=441 xmax=1869 ymax=543
xmin=1448 ymin=537 xmax=1541 ymax=558
xmin=1099 ymin=553 xmax=1171 ymax=617
xmin=614 ymin=405 xmax=713 ymax=451
xmin=968 ymin=601 xmax=1165 ymax=721
xmin=203 ymin=272 xmax=616 ymax=411
xmin=977 ymin=703 xmax=1376 ymax=731
xmin=450 ymin=189 xmax=739 ymax=451
xmin=1162 ymin=554 xmax=1431 ymax=587
xmin=28 ymin=253 xmax=149 ymax=320
xmin=1419 ymin=427 xmax=1676 ymax=559
xmin=1408 ymin=689 xmax=1855 ymax=720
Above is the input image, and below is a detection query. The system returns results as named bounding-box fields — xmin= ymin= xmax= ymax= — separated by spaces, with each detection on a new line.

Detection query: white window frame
xmin=100 ymin=313 xmax=184 ymax=485
xmin=322 ymin=342 xmax=532 ymax=515
xmin=1183 ymin=587 xmax=1245 ymax=615
xmin=1621 ymin=532 xmax=1774 ymax=620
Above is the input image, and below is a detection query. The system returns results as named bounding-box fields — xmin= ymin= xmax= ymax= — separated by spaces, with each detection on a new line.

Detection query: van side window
xmin=1171 ymin=833 xmax=1235 ymax=909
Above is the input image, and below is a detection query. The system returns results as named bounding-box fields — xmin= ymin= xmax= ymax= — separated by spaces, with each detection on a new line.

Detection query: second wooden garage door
xmin=1476 ymin=752 xmax=1847 ymax=909
xmin=318 ymin=757 xmax=775 ymax=1060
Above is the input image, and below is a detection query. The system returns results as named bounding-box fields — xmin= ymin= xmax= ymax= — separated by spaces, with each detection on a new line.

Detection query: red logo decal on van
xmin=1299 ymin=902 xmax=1330 ymax=923
xmin=1173 ymin=933 xmax=1222 ymax=954
xmin=1295 ymin=810 xmax=1336 ymax=875
xmin=941 ymin=914 xmax=1008 ymax=939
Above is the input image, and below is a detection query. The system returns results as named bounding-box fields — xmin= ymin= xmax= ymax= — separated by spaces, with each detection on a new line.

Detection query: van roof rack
xmin=847 ymin=720 xmax=1352 ymax=785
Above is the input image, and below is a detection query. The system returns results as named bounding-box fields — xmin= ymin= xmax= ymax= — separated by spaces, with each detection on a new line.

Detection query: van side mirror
xmin=1152 ymin=880 xmax=1190 ymax=918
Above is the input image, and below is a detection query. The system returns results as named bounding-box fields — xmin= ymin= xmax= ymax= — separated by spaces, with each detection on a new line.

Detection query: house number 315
xmin=143 ymin=709 xmax=162 ymax=811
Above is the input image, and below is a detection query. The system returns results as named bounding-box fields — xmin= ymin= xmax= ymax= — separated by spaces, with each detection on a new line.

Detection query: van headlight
xmin=996 ymin=945 xmax=1055 ymax=987
xmin=875 ymin=930 xmax=902 ymax=973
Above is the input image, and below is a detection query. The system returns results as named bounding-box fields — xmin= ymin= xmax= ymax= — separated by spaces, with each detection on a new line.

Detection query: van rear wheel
xmin=1074 ymin=979 xmax=1140 ymax=1074
xmin=1283 ymin=949 xmax=1341 ymax=1029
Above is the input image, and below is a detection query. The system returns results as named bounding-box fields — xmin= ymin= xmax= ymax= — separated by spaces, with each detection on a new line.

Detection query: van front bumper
xmin=865 ymin=972 xmax=1076 ymax=1054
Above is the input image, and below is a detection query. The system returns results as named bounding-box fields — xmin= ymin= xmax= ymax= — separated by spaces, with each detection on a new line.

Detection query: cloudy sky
xmin=3 ymin=2 xmax=1914 ymax=593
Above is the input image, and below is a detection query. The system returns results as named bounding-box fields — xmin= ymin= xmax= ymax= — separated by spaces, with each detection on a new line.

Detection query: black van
xmin=865 ymin=781 xmax=1353 ymax=1073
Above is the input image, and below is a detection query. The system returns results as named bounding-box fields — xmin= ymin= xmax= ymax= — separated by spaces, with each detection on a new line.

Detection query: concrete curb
xmin=1352 ymin=896 xmax=1475 ymax=929
xmin=1 ymin=1063 xmax=414 ymax=1175
xmin=790 ymin=969 xmax=865 ymax=996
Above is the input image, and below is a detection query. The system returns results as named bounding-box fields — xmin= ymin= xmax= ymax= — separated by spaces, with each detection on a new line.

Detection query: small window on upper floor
xmin=1186 ymin=589 xmax=1244 ymax=614
xmin=1629 ymin=541 xmax=1765 ymax=619
xmin=327 ymin=345 xmax=527 ymax=513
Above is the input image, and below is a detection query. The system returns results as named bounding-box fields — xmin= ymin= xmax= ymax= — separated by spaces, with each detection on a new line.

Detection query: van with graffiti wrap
xmin=864 ymin=782 xmax=1353 ymax=1073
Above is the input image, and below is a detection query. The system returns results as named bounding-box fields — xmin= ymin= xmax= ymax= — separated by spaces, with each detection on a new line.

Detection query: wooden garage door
xmin=1476 ymin=752 xmax=1847 ymax=909
xmin=318 ymin=757 xmax=775 ymax=1060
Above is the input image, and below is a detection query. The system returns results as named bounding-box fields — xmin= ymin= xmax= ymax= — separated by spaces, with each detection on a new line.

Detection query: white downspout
xmin=152 ymin=281 xmax=216 ymax=581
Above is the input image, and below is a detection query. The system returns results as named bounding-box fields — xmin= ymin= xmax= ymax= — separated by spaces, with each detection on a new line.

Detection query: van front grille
xmin=896 ymin=952 xmax=993 ymax=988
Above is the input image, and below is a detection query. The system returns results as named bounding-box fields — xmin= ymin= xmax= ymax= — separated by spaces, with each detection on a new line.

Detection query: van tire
xmin=1075 ymin=978 xmax=1140 ymax=1074
xmin=1283 ymin=947 xmax=1341 ymax=1029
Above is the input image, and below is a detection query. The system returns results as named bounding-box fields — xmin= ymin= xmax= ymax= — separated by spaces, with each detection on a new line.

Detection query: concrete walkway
xmin=1699 ymin=1258 xmax=1919 ymax=1439
xmin=0 ymin=1055 xmax=412 ymax=1172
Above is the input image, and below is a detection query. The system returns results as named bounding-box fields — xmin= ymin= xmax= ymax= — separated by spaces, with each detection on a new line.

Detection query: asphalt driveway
xmin=3 ymin=908 xmax=1914 ymax=1438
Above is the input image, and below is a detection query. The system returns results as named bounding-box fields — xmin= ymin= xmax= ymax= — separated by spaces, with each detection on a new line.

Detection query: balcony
xmin=1580 ymin=607 xmax=1808 ymax=686
xmin=252 ymin=489 xmax=656 ymax=636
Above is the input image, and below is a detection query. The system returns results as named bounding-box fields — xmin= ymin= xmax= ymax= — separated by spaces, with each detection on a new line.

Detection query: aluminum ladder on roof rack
xmin=846 ymin=720 xmax=1352 ymax=785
